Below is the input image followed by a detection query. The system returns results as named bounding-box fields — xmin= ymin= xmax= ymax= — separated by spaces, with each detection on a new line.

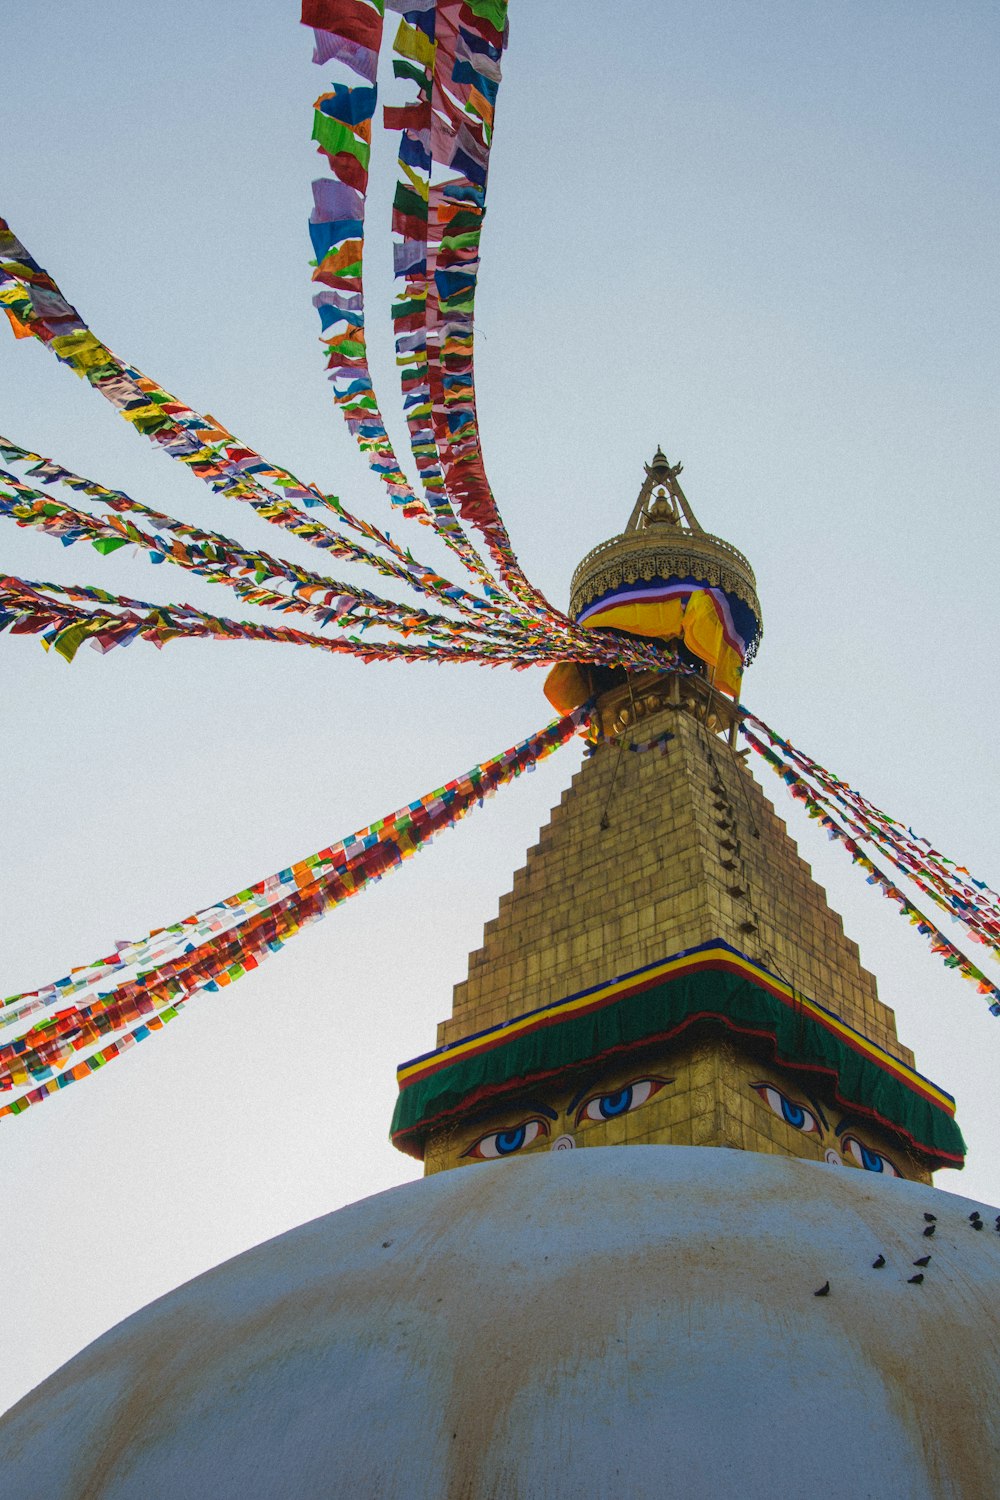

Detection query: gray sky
xmin=1 ymin=1 xmax=997 ymax=1414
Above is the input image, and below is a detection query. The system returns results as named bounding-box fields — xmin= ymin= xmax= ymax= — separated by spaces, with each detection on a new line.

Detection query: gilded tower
xmin=391 ymin=452 xmax=963 ymax=1182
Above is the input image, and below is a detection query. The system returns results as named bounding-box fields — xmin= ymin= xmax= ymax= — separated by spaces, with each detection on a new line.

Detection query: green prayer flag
xmin=311 ymin=112 xmax=371 ymax=170
xmin=393 ymin=183 xmax=428 ymax=220
xmin=393 ymin=58 xmax=430 ymax=93
xmin=463 ymin=0 xmax=508 ymax=30
xmin=328 ymin=337 xmax=366 ymax=358
xmin=442 ymin=210 xmax=482 ymax=234
xmin=439 ymin=231 xmax=481 ymax=252
xmin=440 ymin=293 xmax=475 ymax=313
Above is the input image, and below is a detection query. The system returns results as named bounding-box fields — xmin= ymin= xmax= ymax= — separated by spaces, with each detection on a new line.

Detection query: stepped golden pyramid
xmin=390 ymin=450 xmax=962 ymax=1183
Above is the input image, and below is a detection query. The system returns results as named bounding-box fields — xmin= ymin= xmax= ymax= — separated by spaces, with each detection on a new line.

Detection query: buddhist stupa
xmin=3 ymin=453 xmax=997 ymax=1499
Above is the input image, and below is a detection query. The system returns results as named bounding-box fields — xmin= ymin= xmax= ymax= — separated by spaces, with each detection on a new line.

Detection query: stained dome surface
xmin=3 ymin=1146 xmax=998 ymax=1498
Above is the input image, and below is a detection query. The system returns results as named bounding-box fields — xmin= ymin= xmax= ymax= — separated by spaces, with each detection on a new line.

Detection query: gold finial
xmin=650 ymin=445 xmax=680 ymax=477
xmin=626 ymin=448 xmax=703 ymax=534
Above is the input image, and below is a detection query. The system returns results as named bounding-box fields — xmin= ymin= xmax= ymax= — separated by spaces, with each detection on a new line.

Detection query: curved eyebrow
xmin=464 ymin=1098 xmax=559 ymax=1135
xmin=834 ymin=1114 xmax=860 ymax=1139
xmin=804 ymin=1093 xmax=830 ymax=1133
xmin=512 ymin=1099 xmax=558 ymax=1122
xmin=567 ymin=1078 xmax=601 ymax=1114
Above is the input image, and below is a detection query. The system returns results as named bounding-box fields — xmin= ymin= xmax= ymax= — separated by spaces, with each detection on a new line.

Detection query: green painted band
xmin=390 ymin=967 xmax=965 ymax=1165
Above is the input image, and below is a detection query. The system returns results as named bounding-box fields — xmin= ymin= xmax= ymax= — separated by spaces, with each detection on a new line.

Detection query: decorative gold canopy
xmin=569 ymin=449 xmax=762 ymax=641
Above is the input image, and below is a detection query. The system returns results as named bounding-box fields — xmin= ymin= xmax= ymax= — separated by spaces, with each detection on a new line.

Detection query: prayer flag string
xmin=303 ymin=1 xmax=505 ymax=606
xmin=0 ymin=572 xmax=673 ymax=678
xmin=302 ymin=1 xmax=571 ymax=631
xmin=0 ymin=574 xmax=587 ymax=668
xmin=0 ymin=220 xmax=505 ymax=621
xmin=0 ymin=705 xmax=592 ymax=1114
xmin=741 ymin=716 xmax=1000 ymax=1017
xmin=743 ymin=713 xmax=1000 ymax=956
xmin=384 ymin=0 xmax=557 ymax=616
xmin=305 ymin=2 xmax=420 ymax=515
xmin=0 ymin=437 xmax=671 ymax=669
xmin=0 ymin=459 xmax=537 ymax=650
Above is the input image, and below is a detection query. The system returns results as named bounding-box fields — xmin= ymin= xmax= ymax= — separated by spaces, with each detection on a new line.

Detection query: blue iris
xmin=780 ymin=1096 xmax=807 ymax=1129
xmin=495 ymin=1126 xmax=527 ymax=1155
xmin=859 ymin=1142 xmax=884 ymax=1173
xmin=598 ymin=1087 xmax=634 ymax=1119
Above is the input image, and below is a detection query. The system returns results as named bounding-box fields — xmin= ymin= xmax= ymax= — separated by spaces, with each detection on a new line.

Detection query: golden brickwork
xmin=423 ymin=1037 xmax=931 ymax=1184
xmin=439 ymin=705 xmax=912 ymax=1071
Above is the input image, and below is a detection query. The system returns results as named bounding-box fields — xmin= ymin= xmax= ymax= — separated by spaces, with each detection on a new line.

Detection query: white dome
xmin=3 ymin=1147 xmax=998 ymax=1498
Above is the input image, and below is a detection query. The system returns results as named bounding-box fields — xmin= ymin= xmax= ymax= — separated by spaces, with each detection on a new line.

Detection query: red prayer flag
xmin=383 ymin=102 xmax=432 ymax=132
xmin=301 ymin=0 xmax=383 ymax=51
xmin=316 ymin=150 xmax=369 ymax=193
xmin=391 ymin=208 xmax=429 ymax=240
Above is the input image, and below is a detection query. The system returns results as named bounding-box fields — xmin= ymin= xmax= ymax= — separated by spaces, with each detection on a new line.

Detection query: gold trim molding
xmin=570 ymin=529 xmax=761 ymax=625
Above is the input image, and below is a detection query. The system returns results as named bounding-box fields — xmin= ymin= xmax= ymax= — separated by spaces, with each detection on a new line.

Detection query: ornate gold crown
xmin=568 ymin=448 xmax=762 ymax=660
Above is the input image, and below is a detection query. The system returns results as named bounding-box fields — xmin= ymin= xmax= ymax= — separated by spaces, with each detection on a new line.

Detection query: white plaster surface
xmin=3 ymin=1146 xmax=999 ymax=1499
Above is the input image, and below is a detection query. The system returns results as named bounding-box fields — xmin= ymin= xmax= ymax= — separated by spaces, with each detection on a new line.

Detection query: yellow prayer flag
xmin=394 ymin=20 xmax=436 ymax=68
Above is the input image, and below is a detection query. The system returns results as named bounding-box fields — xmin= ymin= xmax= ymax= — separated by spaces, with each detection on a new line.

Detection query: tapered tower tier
xmin=392 ymin=454 xmax=963 ymax=1181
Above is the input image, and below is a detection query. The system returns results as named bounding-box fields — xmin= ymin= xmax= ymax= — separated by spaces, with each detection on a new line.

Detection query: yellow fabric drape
xmin=543 ymin=588 xmax=743 ymax=713
xmin=543 ymin=661 xmax=591 ymax=714
xmin=678 ymin=590 xmax=743 ymax=697
xmin=581 ymin=595 xmax=686 ymax=642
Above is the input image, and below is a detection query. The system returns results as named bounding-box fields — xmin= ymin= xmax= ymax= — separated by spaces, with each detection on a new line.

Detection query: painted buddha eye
xmin=751 ymin=1083 xmax=820 ymax=1135
xmin=462 ymin=1118 xmax=548 ymax=1160
xmin=576 ymin=1077 xmax=669 ymax=1125
xmin=841 ymin=1135 xmax=901 ymax=1176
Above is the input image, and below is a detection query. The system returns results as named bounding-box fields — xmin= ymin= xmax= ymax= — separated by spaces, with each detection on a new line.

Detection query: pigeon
xmin=972 ymin=1220 xmax=984 ymax=1231
xmin=814 ymin=1281 xmax=830 ymax=1297
xmin=908 ymin=1273 xmax=924 ymax=1285
xmin=923 ymin=1212 xmax=937 ymax=1222
xmin=871 ymin=1254 xmax=886 ymax=1269
xmin=923 ymin=1224 xmax=936 ymax=1237
xmin=970 ymin=1211 xmax=982 ymax=1223
xmin=913 ymin=1255 xmax=931 ymax=1267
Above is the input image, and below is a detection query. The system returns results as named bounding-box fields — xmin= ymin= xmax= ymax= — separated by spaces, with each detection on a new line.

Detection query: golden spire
xmin=568 ymin=450 xmax=760 ymax=662
xmin=626 ymin=447 xmax=704 ymax=533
